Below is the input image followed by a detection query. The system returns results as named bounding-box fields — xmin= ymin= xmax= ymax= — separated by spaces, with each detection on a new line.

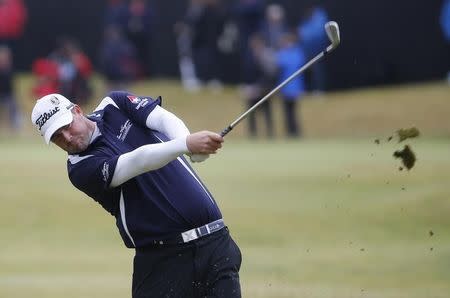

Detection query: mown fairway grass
xmin=0 ymin=78 xmax=449 ymax=297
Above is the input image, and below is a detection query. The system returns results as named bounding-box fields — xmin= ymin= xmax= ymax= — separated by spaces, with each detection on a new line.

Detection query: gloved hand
xmin=189 ymin=153 xmax=210 ymax=163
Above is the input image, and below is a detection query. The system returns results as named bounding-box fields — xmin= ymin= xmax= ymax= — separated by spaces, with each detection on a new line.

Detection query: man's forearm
xmin=110 ymin=137 xmax=188 ymax=187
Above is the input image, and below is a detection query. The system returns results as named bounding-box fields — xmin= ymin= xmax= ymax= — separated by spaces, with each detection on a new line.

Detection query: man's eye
xmin=59 ymin=124 xmax=70 ymax=132
xmin=52 ymin=121 xmax=74 ymax=142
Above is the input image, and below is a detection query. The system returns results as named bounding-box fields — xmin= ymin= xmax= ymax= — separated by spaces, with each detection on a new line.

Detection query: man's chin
xmin=67 ymin=144 xmax=88 ymax=154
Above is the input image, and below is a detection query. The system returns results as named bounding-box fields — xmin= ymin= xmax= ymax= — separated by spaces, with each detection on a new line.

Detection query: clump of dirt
xmin=377 ymin=127 xmax=420 ymax=171
xmin=393 ymin=145 xmax=416 ymax=170
xmin=397 ymin=127 xmax=420 ymax=142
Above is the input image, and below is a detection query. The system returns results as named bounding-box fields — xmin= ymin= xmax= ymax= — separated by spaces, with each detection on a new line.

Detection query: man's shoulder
xmin=92 ymin=95 xmax=120 ymax=113
xmin=66 ymin=146 xmax=113 ymax=183
xmin=68 ymin=153 xmax=95 ymax=166
xmin=88 ymin=96 xmax=129 ymax=125
xmin=67 ymin=146 xmax=104 ymax=167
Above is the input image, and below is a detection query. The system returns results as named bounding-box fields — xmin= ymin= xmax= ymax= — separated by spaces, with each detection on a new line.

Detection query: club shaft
xmin=220 ymin=48 xmax=331 ymax=137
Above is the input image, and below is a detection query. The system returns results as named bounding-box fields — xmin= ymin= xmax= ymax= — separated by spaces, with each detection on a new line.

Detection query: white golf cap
xmin=31 ymin=94 xmax=75 ymax=144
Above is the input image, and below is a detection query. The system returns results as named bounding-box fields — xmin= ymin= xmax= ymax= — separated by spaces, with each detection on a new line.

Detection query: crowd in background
xmin=173 ymin=0 xmax=332 ymax=138
xmin=31 ymin=0 xmax=333 ymax=138
xmin=97 ymin=0 xmax=333 ymax=138
xmin=30 ymin=0 xmax=153 ymax=105
xmin=1 ymin=0 xmax=449 ymax=138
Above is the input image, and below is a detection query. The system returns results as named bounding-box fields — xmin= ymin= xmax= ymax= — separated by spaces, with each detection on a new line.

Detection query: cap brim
xmin=43 ymin=112 xmax=73 ymax=144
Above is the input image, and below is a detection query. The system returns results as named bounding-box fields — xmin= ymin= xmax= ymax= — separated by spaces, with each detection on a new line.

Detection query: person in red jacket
xmin=0 ymin=0 xmax=27 ymax=46
xmin=32 ymin=38 xmax=93 ymax=105
xmin=31 ymin=58 xmax=60 ymax=98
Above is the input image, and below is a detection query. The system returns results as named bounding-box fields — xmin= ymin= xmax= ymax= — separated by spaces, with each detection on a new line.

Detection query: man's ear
xmin=73 ymin=105 xmax=83 ymax=115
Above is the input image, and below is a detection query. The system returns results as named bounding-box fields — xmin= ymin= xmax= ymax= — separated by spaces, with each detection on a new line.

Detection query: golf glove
xmin=190 ymin=153 xmax=209 ymax=163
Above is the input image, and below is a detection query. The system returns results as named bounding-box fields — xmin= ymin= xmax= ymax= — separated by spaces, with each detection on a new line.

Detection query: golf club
xmin=220 ymin=21 xmax=341 ymax=137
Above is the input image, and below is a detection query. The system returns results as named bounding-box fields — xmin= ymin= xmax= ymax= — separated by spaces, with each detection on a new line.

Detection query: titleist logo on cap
xmin=35 ymin=107 xmax=60 ymax=130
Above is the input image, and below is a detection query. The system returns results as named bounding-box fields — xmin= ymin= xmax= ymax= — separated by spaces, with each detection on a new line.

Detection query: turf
xmin=0 ymin=78 xmax=449 ymax=297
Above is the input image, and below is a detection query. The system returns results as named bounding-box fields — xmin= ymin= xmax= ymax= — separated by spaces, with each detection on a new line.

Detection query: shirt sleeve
xmin=67 ymin=153 xmax=121 ymax=216
xmin=146 ymin=105 xmax=190 ymax=140
xmin=107 ymin=91 xmax=162 ymax=127
xmin=110 ymin=137 xmax=189 ymax=187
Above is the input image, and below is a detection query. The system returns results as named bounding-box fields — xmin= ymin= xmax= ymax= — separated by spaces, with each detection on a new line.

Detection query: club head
xmin=325 ymin=21 xmax=340 ymax=51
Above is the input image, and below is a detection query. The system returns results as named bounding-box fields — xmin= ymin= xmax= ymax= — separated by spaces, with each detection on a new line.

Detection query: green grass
xmin=1 ymin=78 xmax=449 ymax=297
xmin=1 ymin=137 xmax=449 ymax=298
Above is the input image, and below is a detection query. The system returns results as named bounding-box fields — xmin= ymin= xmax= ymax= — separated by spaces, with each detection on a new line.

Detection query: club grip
xmin=220 ymin=125 xmax=233 ymax=137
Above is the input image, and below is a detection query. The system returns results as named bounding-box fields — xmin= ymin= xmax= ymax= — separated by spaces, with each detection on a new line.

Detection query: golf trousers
xmin=132 ymin=227 xmax=242 ymax=298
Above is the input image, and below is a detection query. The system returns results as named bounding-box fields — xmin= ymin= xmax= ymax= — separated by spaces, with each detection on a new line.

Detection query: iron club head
xmin=325 ymin=21 xmax=340 ymax=50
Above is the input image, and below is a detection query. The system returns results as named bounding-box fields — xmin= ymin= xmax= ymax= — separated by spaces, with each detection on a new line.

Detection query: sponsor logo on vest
xmin=127 ymin=95 xmax=149 ymax=110
xmin=35 ymin=107 xmax=60 ymax=130
xmin=135 ymin=98 xmax=149 ymax=110
xmin=127 ymin=95 xmax=141 ymax=104
xmin=102 ymin=162 xmax=109 ymax=182
xmin=117 ymin=120 xmax=133 ymax=141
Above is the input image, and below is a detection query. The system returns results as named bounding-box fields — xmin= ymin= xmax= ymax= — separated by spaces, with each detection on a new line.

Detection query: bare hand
xmin=186 ymin=131 xmax=224 ymax=155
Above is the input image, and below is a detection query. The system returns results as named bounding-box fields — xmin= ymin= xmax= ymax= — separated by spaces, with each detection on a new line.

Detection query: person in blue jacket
xmin=31 ymin=92 xmax=242 ymax=297
xmin=297 ymin=4 xmax=329 ymax=93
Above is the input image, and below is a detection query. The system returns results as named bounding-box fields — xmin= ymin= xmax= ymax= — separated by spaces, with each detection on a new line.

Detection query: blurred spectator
xmin=0 ymin=46 xmax=21 ymax=130
xmin=67 ymin=41 xmax=93 ymax=104
xmin=31 ymin=58 xmax=59 ymax=98
xmin=239 ymin=3 xmax=292 ymax=138
xmin=187 ymin=0 xmax=227 ymax=90
xmin=233 ymin=0 xmax=265 ymax=84
xmin=240 ymin=3 xmax=288 ymax=138
xmin=441 ymin=0 xmax=450 ymax=83
xmin=261 ymin=3 xmax=287 ymax=49
xmin=276 ymin=31 xmax=306 ymax=137
xmin=297 ymin=3 xmax=329 ymax=94
xmin=243 ymin=33 xmax=277 ymax=138
xmin=0 ymin=0 xmax=27 ymax=49
xmin=123 ymin=0 xmax=154 ymax=77
xmin=48 ymin=39 xmax=79 ymax=100
xmin=49 ymin=38 xmax=93 ymax=105
xmin=99 ymin=25 xmax=140 ymax=90
xmin=32 ymin=38 xmax=93 ymax=105
xmin=174 ymin=0 xmax=202 ymax=92
xmin=104 ymin=0 xmax=127 ymax=28
xmin=0 ymin=0 xmax=26 ymax=130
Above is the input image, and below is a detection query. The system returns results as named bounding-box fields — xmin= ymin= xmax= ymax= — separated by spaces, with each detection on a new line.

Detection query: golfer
xmin=31 ymin=92 xmax=242 ymax=297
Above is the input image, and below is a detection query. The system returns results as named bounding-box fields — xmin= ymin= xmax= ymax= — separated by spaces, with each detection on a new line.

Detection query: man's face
xmin=51 ymin=106 xmax=92 ymax=154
